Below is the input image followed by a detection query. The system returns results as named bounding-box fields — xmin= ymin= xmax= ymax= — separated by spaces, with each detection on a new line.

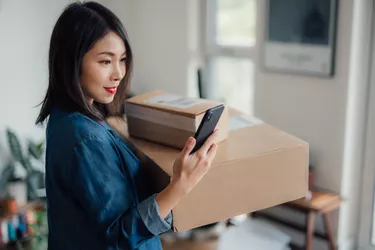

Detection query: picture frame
xmin=263 ymin=0 xmax=339 ymax=77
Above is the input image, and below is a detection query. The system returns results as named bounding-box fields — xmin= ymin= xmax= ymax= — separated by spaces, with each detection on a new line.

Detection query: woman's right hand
xmin=171 ymin=130 xmax=219 ymax=196
xmin=155 ymin=130 xmax=219 ymax=219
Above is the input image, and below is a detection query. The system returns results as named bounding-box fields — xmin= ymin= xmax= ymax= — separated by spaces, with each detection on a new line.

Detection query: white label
xmin=145 ymin=94 xmax=203 ymax=109
xmin=229 ymin=115 xmax=263 ymax=131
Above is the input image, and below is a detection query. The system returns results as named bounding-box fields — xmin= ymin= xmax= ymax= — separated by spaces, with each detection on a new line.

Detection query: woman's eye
xmin=100 ymin=60 xmax=111 ymax=65
xmin=120 ymin=58 xmax=127 ymax=63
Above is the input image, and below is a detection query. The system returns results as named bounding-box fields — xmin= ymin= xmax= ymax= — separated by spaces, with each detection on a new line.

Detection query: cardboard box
xmin=125 ymin=91 xmax=229 ymax=149
xmin=107 ymin=111 xmax=309 ymax=232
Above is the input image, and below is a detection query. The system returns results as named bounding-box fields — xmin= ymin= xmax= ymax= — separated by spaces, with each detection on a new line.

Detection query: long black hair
xmin=36 ymin=1 xmax=133 ymax=125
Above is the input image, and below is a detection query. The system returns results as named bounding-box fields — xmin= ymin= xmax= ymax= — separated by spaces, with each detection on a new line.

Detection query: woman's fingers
xmin=197 ymin=129 xmax=219 ymax=155
xmin=206 ymin=143 xmax=218 ymax=164
xmin=181 ymin=137 xmax=196 ymax=157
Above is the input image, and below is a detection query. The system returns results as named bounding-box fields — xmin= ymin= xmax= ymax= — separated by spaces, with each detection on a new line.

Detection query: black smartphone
xmin=190 ymin=104 xmax=225 ymax=154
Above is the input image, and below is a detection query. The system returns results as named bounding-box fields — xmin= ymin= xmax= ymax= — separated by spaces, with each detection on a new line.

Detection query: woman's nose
xmin=111 ymin=64 xmax=125 ymax=81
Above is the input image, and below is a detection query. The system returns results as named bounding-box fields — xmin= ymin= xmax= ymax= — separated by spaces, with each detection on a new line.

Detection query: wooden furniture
xmin=253 ymin=191 xmax=342 ymax=250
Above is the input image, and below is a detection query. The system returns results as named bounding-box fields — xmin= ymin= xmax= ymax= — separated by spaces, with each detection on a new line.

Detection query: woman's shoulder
xmin=47 ymin=107 xmax=110 ymax=146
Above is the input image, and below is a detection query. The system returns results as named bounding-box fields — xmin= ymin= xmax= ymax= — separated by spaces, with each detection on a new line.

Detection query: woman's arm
xmin=155 ymin=180 xmax=186 ymax=219
xmin=69 ymin=136 xmax=172 ymax=249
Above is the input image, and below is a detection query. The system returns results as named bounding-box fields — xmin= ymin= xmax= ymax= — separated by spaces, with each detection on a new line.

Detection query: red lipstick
xmin=104 ymin=87 xmax=117 ymax=94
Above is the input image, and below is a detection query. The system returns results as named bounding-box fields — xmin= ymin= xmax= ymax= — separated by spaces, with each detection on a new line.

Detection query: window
xmin=203 ymin=0 xmax=256 ymax=115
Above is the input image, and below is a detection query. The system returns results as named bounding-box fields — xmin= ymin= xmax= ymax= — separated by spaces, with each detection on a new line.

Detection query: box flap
xmin=126 ymin=91 xmax=224 ymax=118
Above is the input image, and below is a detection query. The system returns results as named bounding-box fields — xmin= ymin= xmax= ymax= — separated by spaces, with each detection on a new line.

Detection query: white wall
xmin=0 ymin=1 xmax=74 ymax=172
xmin=102 ymin=0 xmax=201 ymax=97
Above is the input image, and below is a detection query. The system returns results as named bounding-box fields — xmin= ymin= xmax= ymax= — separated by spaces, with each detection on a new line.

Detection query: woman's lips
xmin=104 ymin=87 xmax=117 ymax=94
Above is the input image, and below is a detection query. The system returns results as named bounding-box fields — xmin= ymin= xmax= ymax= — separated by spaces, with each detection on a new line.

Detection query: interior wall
xmin=103 ymin=0 xmax=201 ymax=97
xmin=0 ymin=0 xmax=73 ymax=173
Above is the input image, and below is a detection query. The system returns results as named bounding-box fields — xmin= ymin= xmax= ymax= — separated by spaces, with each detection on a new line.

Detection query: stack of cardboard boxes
xmin=107 ymin=91 xmax=309 ymax=232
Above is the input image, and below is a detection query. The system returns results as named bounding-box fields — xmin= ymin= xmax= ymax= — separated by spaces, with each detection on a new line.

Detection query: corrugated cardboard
xmin=125 ymin=91 xmax=229 ymax=149
xmin=107 ymin=110 xmax=309 ymax=232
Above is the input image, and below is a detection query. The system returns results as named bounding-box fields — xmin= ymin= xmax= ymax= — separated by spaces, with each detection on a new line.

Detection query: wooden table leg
xmin=306 ymin=211 xmax=315 ymax=250
xmin=323 ymin=213 xmax=337 ymax=250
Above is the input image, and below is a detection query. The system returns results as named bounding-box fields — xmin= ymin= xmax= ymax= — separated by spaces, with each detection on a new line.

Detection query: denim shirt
xmin=45 ymin=107 xmax=172 ymax=250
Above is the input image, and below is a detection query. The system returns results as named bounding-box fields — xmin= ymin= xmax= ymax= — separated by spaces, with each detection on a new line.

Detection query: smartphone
xmin=190 ymin=104 xmax=225 ymax=154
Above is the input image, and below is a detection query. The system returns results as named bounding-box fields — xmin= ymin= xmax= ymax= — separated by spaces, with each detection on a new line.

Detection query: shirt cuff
xmin=137 ymin=194 xmax=172 ymax=235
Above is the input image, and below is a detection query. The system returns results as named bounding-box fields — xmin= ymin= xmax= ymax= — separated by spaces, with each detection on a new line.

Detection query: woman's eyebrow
xmin=98 ymin=51 xmax=115 ymax=56
xmin=97 ymin=51 xmax=127 ymax=56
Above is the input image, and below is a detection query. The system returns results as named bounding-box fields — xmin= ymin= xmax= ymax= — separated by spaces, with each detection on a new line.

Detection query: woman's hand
xmin=155 ymin=130 xmax=219 ymax=219
xmin=171 ymin=130 xmax=219 ymax=195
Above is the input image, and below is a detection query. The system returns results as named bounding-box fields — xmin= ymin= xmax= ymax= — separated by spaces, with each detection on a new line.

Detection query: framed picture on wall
xmin=263 ymin=0 xmax=338 ymax=77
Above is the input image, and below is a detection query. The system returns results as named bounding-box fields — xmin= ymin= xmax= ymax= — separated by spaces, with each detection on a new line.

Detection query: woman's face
xmin=80 ymin=32 xmax=127 ymax=105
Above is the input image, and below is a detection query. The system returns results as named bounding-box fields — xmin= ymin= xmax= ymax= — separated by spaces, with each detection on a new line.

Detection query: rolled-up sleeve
xmin=137 ymin=194 xmax=172 ymax=235
xmin=69 ymin=136 xmax=172 ymax=249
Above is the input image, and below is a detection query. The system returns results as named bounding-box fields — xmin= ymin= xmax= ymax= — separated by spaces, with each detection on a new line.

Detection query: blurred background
xmin=1 ymin=0 xmax=375 ymax=249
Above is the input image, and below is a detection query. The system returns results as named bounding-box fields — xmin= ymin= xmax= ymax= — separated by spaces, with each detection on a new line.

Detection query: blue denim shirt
xmin=45 ymin=107 xmax=172 ymax=250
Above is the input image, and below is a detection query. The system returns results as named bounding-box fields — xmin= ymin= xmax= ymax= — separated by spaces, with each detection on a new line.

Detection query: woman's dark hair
xmin=36 ymin=1 xmax=133 ymax=124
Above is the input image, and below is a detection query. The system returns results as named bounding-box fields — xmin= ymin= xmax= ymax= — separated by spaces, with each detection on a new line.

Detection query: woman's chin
xmin=95 ymin=97 xmax=115 ymax=105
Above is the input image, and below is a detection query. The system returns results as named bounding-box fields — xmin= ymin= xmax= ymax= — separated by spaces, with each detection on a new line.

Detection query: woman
xmin=36 ymin=2 xmax=218 ymax=250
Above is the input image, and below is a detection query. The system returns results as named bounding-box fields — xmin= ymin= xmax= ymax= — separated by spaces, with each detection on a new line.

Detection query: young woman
xmin=36 ymin=2 xmax=218 ymax=250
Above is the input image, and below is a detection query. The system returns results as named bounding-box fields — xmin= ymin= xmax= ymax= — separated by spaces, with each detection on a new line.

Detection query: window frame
xmin=201 ymin=0 xmax=256 ymax=114
xmin=204 ymin=0 xmax=256 ymax=59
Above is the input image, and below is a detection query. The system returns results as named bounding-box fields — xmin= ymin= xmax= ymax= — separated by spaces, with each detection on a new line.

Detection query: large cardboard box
xmin=107 ymin=111 xmax=309 ymax=232
xmin=125 ymin=91 xmax=229 ymax=149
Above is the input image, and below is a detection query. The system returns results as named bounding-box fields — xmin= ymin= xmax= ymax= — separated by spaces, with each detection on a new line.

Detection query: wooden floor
xmin=162 ymin=239 xmax=300 ymax=250
xmin=162 ymin=239 xmax=218 ymax=250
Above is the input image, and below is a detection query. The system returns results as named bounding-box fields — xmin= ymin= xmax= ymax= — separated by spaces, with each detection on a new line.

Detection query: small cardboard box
xmin=107 ymin=110 xmax=309 ymax=232
xmin=125 ymin=91 xmax=229 ymax=149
